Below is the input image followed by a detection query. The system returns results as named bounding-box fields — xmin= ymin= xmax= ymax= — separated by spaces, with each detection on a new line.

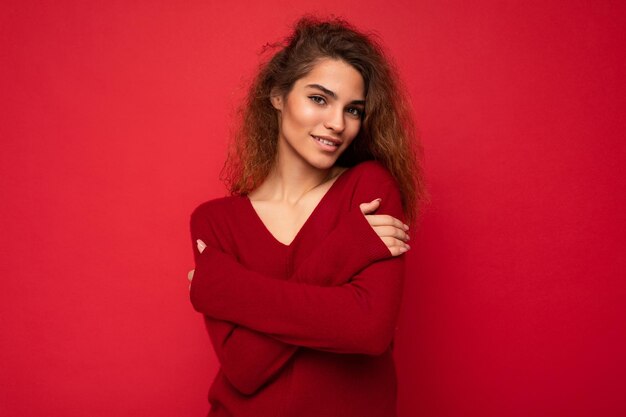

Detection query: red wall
xmin=2 ymin=1 xmax=624 ymax=416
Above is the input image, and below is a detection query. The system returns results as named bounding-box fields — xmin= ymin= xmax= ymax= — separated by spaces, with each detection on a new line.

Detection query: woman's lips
xmin=311 ymin=135 xmax=340 ymax=152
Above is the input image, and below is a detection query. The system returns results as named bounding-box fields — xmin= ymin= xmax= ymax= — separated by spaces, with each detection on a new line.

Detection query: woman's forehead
xmin=295 ymin=59 xmax=365 ymax=101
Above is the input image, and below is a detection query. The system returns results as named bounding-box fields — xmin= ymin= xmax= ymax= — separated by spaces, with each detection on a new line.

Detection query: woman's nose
xmin=323 ymin=108 xmax=345 ymax=133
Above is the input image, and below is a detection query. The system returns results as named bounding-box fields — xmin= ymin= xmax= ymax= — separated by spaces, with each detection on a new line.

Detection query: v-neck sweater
xmin=189 ymin=160 xmax=407 ymax=417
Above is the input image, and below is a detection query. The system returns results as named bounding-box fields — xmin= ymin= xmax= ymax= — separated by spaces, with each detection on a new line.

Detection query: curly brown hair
xmin=221 ymin=14 xmax=429 ymax=226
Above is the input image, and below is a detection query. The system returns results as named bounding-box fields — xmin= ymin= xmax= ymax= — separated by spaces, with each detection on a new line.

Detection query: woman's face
xmin=271 ymin=58 xmax=365 ymax=169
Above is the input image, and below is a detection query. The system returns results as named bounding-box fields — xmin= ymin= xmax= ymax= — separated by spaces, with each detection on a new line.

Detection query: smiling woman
xmin=188 ymin=14 xmax=428 ymax=417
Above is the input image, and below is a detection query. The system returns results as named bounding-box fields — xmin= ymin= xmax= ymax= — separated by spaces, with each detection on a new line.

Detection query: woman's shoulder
xmin=349 ymin=160 xmax=397 ymax=188
xmin=345 ymin=160 xmax=403 ymax=218
xmin=190 ymin=194 xmax=240 ymax=223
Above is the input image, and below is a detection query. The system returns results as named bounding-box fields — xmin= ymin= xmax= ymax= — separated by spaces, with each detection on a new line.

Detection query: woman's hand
xmin=359 ymin=198 xmax=411 ymax=257
xmin=188 ymin=240 xmax=207 ymax=289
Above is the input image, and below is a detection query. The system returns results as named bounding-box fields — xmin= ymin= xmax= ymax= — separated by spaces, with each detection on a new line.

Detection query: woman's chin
xmin=304 ymin=155 xmax=340 ymax=170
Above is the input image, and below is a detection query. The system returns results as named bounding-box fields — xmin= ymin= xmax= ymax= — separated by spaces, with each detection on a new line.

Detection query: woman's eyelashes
xmin=308 ymin=95 xmax=364 ymax=118
xmin=309 ymin=95 xmax=326 ymax=105
xmin=347 ymin=107 xmax=363 ymax=118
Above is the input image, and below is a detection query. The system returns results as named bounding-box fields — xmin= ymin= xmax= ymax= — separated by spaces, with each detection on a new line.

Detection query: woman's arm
xmin=190 ymin=202 xmax=392 ymax=395
xmin=190 ymin=218 xmax=295 ymax=396
xmin=190 ymin=179 xmax=406 ymax=356
xmin=200 ymin=316 xmax=295 ymax=395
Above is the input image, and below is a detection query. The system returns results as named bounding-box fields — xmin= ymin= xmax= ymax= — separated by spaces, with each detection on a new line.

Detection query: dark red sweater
xmin=189 ymin=160 xmax=407 ymax=417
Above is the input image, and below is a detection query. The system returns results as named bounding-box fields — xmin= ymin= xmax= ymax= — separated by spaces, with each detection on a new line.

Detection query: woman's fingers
xmin=359 ymin=198 xmax=382 ymax=214
xmin=368 ymin=219 xmax=410 ymax=244
xmin=189 ymin=240 xmax=206 ymax=290
xmin=360 ymin=209 xmax=411 ymax=257
xmin=359 ymin=199 xmax=409 ymax=231
xmin=188 ymin=269 xmax=195 ymax=291
xmin=380 ymin=236 xmax=411 ymax=256
xmin=368 ymin=213 xmax=409 ymax=232
xmin=370 ymin=224 xmax=410 ymax=243
xmin=356 ymin=198 xmax=412 ymax=257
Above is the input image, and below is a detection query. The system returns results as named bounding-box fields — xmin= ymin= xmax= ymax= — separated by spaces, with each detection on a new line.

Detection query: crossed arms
xmin=189 ymin=178 xmax=406 ymax=395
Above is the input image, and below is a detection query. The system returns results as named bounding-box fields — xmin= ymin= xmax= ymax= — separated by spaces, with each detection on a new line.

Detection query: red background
xmin=2 ymin=1 xmax=625 ymax=416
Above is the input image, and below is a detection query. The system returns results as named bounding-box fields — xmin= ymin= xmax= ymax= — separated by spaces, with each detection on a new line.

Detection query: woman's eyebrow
xmin=305 ymin=84 xmax=365 ymax=105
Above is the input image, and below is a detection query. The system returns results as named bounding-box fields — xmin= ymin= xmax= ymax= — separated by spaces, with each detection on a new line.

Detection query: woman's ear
xmin=270 ymin=89 xmax=283 ymax=111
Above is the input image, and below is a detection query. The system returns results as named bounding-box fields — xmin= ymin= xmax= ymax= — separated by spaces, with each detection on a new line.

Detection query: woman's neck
xmin=250 ymin=162 xmax=344 ymax=204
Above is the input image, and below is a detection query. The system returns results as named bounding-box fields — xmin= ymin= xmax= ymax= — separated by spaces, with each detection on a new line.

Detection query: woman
xmin=188 ymin=15 xmax=427 ymax=417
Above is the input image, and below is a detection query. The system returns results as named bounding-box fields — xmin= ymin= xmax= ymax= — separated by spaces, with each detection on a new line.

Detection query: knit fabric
xmin=189 ymin=160 xmax=407 ymax=417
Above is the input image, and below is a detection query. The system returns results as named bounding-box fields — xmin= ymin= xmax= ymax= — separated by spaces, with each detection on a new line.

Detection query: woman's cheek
xmin=296 ymin=101 xmax=321 ymax=124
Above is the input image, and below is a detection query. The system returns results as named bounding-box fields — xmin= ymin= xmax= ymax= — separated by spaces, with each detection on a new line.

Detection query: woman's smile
xmin=311 ymin=134 xmax=342 ymax=152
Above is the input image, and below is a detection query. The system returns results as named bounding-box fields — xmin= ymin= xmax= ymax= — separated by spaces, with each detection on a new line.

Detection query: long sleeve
xmin=191 ymin=213 xmax=293 ymax=396
xmin=289 ymin=201 xmax=393 ymax=286
xmin=201 ymin=316 xmax=293 ymax=395
xmin=190 ymin=178 xmax=406 ymax=356
xmin=190 ymin=198 xmax=391 ymax=395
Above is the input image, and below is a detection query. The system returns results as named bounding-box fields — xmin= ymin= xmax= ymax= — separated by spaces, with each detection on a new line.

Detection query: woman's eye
xmin=347 ymin=107 xmax=363 ymax=118
xmin=309 ymin=96 xmax=326 ymax=105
